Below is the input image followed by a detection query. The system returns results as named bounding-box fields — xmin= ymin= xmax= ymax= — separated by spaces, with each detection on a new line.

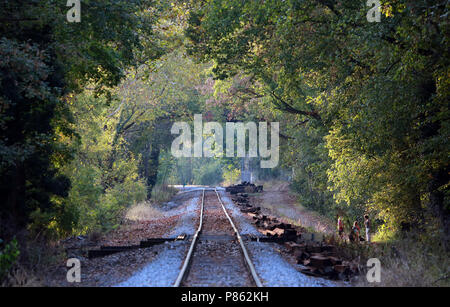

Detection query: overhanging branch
xmin=270 ymin=91 xmax=321 ymax=120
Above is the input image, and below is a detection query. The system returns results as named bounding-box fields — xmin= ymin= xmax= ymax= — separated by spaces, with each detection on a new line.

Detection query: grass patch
xmin=1 ymin=237 xmax=65 ymax=287
xmin=150 ymin=184 xmax=178 ymax=205
xmin=125 ymin=201 xmax=165 ymax=221
xmin=360 ymin=237 xmax=448 ymax=287
xmin=324 ymin=233 xmax=450 ymax=287
xmin=255 ymin=180 xmax=290 ymax=192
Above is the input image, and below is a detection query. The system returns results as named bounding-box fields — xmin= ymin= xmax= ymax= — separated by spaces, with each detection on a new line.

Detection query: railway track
xmin=173 ymin=188 xmax=263 ymax=287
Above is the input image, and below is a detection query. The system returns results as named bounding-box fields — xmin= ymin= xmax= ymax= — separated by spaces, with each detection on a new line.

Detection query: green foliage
xmin=60 ymin=92 xmax=147 ymax=235
xmin=151 ymin=184 xmax=179 ymax=205
xmin=0 ymin=238 xmax=20 ymax=280
xmin=0 ymin=36 xmax=73 ymax=239
xmin=117 ymin=49 xmax=208 ymax=196
xmin=222 ymin=166 xmax=241 ymax=186
xmin=0 ymin=0 xmax=169 ymax=240
xmin=1 ymin=0 xmax=448 ymax=262
xmin=166 ymin=157 xmax=225 ymax=186
xmin=186 ymin=0 xmax=450 ymax=240
xmin=193 ymin=159 xmax=224 ymax=185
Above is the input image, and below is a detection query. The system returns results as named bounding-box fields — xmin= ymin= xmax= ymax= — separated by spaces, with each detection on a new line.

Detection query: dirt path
xmin=249 ymin=182 xmax=335 ymax=234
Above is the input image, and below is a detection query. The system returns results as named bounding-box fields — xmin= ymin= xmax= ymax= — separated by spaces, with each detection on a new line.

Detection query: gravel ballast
xmin=218 ymin=190 xmax=261 ymax=236
xmin=100 ymin=188 xmax=340 ymax=287
xmin=246 ymin=241 xmax=337 ymax=287
xmin=168 ymin=194 xmax=201 ymax=236
xmin=115 ymin=193 xmax=201 ymax=287
xmin=219 ymin=190 xmax=339 ymax=287
xmin=115 ymin=241 xmax=188 ymax=287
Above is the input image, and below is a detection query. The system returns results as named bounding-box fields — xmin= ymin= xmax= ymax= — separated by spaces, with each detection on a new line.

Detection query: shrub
xmin=327 ymin=232 xmax=450 ymax=287
xmin=151 ymin=185 xmax=178 ymax=205
xmin=0 ymin=238 xmax=20 ymax=280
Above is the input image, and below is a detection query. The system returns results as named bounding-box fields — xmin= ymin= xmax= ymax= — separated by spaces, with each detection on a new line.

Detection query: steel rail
xmin=173 ymin=188 xmax=205 ymax=287
xmin=176 ymin=188 xmax=208 ymax=195
xmin=173 ymin=188 xmax=263 ymax=287
xmin=214 ymin=188 xmax=263 ymax=287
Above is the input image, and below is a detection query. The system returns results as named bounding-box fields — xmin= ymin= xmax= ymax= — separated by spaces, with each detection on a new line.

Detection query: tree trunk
xmin=145 ymin=145 xmax=160 ymax=199
xmin=428 ymin=166 xmax=450 ymax=248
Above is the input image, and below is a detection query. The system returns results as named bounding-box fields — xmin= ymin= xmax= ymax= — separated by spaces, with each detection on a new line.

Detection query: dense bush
xmin=151 ymin=185 xmax=179 ymax=205
xmin=0 ymin=238 xmax=20 ymax=280
xmin=0 ymin=0 xmax=167 ymax=240
xmin=58 ymin=93 xmax=147 ymax=235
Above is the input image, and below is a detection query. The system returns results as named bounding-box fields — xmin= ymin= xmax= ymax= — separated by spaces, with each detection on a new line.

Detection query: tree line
xmin=184 ymin=0 xmax=449 ymax=243
xmin=0 ymin=0 xmax=448 ymax=255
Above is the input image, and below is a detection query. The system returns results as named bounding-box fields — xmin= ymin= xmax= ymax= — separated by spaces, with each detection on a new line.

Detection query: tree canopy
xmin=185 ymin=0 xmax=449 ymax=239
xmin=0 ymin=0 xmax=448 ymax=249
